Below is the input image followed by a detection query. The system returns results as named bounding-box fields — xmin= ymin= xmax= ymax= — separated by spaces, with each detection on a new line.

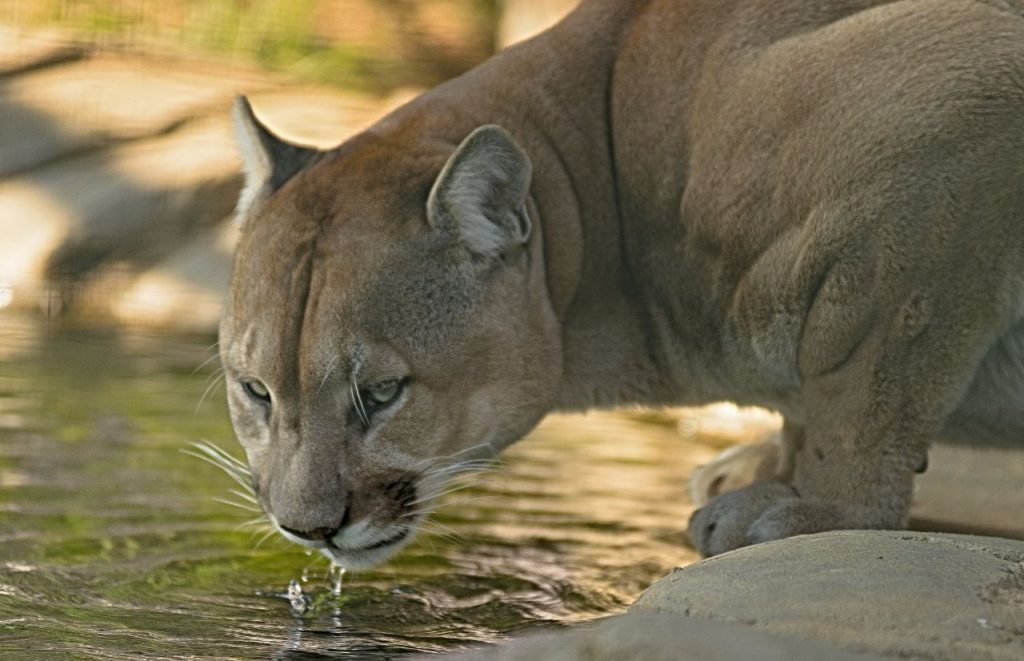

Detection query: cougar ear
xmin=427 ymin=125 xmax=532 ymax=256
xmin=232 ymin=95 xmax=320 ymax=222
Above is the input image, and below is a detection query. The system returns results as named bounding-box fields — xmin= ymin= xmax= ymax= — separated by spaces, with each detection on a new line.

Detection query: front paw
xmin=687 ymin=481 xmax=799 ymax=556
xmin=688 ymin=434 xmax=783 ymax=507
xmin=688 ymin=483 xmax=864 ymax=556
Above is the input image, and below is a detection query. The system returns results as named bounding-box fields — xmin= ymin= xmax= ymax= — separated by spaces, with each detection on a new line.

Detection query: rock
xmin=0 ymin=55 xmax=250 ymax=175
xmin=912 ymin=441 xmax=1024 ymax=540
xmin=0 ymin=117 xmax=241 ymax=315
xmin=0 ymin=26 xmax=84 ymax=77
xmin=498 ymin=0 xmax=579 ymax=47
xmin=434 ymin=531 xmax=1024 ymax=659
xmin=432 ymin=613 xmax=876 ymax=661
xmin=0 ymin=50 xmax=403 ymax=329
xmin=238 ymin=88 xmax=395 ymax=148
xmin=633 ymin=531 xmax=1024 ymax=659
xmin=109 ymin=222 xmax=238 ymax=333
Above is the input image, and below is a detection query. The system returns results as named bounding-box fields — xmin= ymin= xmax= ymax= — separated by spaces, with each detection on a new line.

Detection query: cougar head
xmin=218 ymin=97 xmax=561 ymax=568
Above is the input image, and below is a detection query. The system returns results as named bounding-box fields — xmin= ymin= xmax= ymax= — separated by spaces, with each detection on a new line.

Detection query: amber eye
xmin=362 ymin=379 xmax=404 ymax=410
xmin=242 ymin=379 xmax=271 ymax=404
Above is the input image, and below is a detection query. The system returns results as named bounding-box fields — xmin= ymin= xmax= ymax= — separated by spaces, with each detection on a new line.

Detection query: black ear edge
xmin=232 ymin=95 xmax=322 ymax=219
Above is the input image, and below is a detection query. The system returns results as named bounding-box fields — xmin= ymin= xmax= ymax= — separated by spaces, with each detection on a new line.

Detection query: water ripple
xmin=0 ymin=314 xmax=712 ymax=657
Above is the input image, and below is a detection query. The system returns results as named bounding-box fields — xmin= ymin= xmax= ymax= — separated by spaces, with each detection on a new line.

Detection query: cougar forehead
xmin=225 ymin=193 xmax=482 ymax=382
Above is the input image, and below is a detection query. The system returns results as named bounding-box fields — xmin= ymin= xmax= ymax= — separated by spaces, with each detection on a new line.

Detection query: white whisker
xmin=236 ymin=516 xmax=273 ymax=532
xmin=411 ymin=442 xmax=496 ymax=470
xmin=182 ymin=441 xmax=268 ymax=543
xmin=192 ymin=349 xmax=222 ymax=375
xmin=317 ymin=355 xmax=342 ymax=396
xmin=184 ymin=441 xmax=252 ymax=477
xmin=350 ymin=380 xmax=370 ymax=427
xmin=409 ymin=479 xmax=485 ymax=507
xmin=426 ymin=493 xmax=495 ymax=510
xmin=199 ymin=367 xmax=226 ymax=392
xmin=228 ymin=488 xmax=258 ymax=504
xmin=423 ymin=462 xmax=497 ymax=480
xmin=254 ymin=527 xmax=279 ymax=549
xmin=214 ymin=497 xmax=263 ymax=513
xmin=193 ymin=372 xmax=226 ymax=419
xmin=408 ymin=519 xmax=474 ymax=548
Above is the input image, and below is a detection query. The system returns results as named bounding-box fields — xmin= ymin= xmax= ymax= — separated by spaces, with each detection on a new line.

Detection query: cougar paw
xmin=687 ymin=481 xmax=799 ymax=556
xmin=688 ymin=435 xmax=783 ymax=507
xmin=745 ymin=498 xmax=857 ymax=546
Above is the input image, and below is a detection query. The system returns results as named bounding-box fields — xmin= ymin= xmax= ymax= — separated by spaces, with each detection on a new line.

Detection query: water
xmin=0 ymin=312 xmax=722 ymax=658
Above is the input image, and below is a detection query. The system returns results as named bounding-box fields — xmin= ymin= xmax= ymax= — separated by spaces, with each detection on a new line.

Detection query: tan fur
xmin=222 ymin=0 xmax=1024 ymax=565
xmin=689 ymin=434 xmax=783 ymax=508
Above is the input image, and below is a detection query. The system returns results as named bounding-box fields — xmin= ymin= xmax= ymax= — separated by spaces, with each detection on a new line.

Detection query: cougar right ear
xmin=232 ymin=95 xmax=320 ymax=222
xmin=427 ymin=125 xmax=533 ymax=257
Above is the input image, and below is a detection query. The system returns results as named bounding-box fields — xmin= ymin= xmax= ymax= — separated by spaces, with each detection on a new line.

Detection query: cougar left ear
xmin=427 ymin=125 xmax=532 ymax=257
xmin=232 ymin=95 xmax=320 ymax=222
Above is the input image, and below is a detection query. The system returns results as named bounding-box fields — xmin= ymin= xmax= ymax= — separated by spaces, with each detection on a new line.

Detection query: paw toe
xmin=687 ymin=481 xmax=798 ymax=556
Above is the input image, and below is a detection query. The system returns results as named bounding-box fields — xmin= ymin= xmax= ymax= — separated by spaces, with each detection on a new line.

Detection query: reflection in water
xmin=0 ymin=313 xmax=725 ymax=658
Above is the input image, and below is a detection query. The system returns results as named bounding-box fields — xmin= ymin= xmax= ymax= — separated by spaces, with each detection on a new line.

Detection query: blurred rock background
xmin=4 ymin=10 xmax=1024 ymax=658
xmin=3 ymin=1 xmax=1022 ymax=547
xmin=0 ymin=0 xmax=577 ymax=332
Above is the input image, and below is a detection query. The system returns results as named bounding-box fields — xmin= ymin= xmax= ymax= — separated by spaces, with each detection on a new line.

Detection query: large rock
xmin=433 ymin=613 xmax=875 ymax=661
xmin=439 ymin=531 xmax=1024 ymax=660
xmin=0 ymin=26 xmax=84 ymax=77
xmin=633 ymin=531 xmax=1024 ymax=660
xmin=912 ymin=441 xmax=1024 ymax=540
xmin=498 ymin=0 xmax=579 ymax=47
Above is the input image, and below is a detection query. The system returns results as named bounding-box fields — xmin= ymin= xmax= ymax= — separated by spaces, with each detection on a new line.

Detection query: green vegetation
xmin=0 ymin=0 xmax=502 ymax=93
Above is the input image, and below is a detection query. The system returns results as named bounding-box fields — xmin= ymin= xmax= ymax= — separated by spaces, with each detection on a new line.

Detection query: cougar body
xmin=223 ymin=0 xmax=1024 ymax=563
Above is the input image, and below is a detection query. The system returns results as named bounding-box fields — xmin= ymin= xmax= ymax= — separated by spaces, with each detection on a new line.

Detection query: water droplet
xmin=329 ymin=563 xmax=346 ymax=597
xmin=287 ymin=579 xmax=309 ymax=615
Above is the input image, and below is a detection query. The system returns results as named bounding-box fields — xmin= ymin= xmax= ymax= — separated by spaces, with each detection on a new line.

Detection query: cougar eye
xmin=362 ymin=379 xmax=404 ymax=410
xmin=242 ymin=379 xmax=271 ymax=403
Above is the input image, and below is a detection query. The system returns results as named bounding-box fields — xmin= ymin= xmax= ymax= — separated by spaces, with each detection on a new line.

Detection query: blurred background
xmin=2 ymin=2 xmax=1022 ymax=658
xmin=0 ymin=0 xmax=576 ymax=331
xmin=0 ymin=3 xmax=755 ymax=657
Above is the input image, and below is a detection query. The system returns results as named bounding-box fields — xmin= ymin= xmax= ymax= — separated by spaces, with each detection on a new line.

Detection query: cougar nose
xmin=278 ymin=504 xmax=350 ymax=542
xmin=280 ymin=524 xmax=340 ymax=542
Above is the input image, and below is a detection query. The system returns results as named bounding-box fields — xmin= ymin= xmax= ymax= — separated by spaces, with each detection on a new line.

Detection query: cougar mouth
xmin=321 ymin=526 xmax=414 ymax=569
xmin=330 ymin=527 xmax=410 ymax=553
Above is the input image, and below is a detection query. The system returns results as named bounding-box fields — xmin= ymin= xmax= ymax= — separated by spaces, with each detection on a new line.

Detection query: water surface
xmin=0 ymin=312 xmax=719 ymax=658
